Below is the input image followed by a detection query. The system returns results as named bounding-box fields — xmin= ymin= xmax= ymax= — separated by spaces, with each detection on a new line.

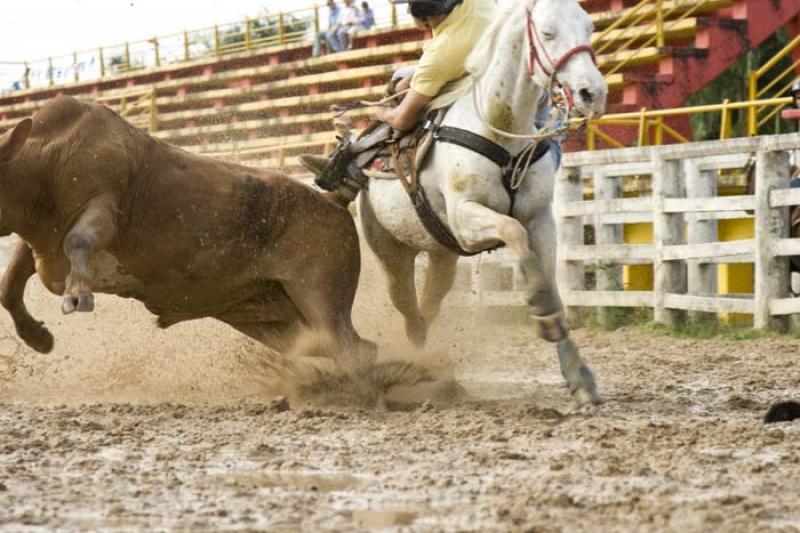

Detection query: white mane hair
xmin=428 ymin=0 xmax=531 ymax=111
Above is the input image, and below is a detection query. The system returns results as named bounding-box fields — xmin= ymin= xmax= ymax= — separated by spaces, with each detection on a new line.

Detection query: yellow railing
xmin=747 ymin=33 xmax=800 ymax=136
xmin=594 ymin=0 xmax=718 ymax=77
xmin=97 ymin=87 xmax=158 ymax=132
xmin=9 ymin=3 xmax=405 ymax=91
xmin=583 ymin=97 xmax=794 ymax=150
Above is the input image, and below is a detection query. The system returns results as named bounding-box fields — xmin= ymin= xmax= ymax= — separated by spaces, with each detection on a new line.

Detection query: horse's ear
xmin=0 ymin=118 xmax=32 ymax=163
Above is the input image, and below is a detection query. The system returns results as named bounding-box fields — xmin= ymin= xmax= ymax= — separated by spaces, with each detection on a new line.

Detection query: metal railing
xmin=583 ymin=97 xmax=795 ymax=150
xmin=594 ymin=0 xmax=722 ymax=77
xmin=2 ymin=3 xmax=409 ymax=93
xmin=747 ymin=33 xmax=800 ymax=136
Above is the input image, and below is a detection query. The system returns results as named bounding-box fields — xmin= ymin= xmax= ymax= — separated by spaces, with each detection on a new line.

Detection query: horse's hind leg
xmin=420 ymin=251 xmax=458 ymax=327
xmin=359 ymin=193 xmax=427 ymax=346
xmin=452 ymin=200 xmax=600 ymax=404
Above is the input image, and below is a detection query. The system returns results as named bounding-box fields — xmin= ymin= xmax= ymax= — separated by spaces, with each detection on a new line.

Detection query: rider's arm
xmin=374 ymin=88 xmax=432 ymax=132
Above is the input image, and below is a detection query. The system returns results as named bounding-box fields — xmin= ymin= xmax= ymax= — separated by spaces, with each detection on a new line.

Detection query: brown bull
xmin=0 ymin=96 xmax=372 ymax=355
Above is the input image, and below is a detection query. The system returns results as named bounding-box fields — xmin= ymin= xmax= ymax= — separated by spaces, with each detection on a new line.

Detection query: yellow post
xmin=279 ymin=12 xmax=286 ymax=44
xmin=149 ymin=88 xmax=158 ymax=132
xmin=245 ymin=18 xmax=252 ymax=50
xmin=98 ymin=48 xmax=105 ymax=78
xmin=314 ymin=5 xmax=320 ymax=35
xmin=183 ymin=31 xmax=190 ymax=61
xmin=587 ymin=124 xmax=596 ymax=151
xmin=655 ymin=0 xmax=664 ymax=48
xmin=654 ymin=117 xmax=664 ymax=146
xmin=391 ymin=3 xmax=398 ymax=26
xmin=214 ymin=25 xmax=221 ymax=57
xmin=47 ymin=57 xmax=54 ymax=86
xmin=23 ymin=62 xmax=30 ymax=89
xmin=153 ymin=38 xmax=161 ymax=67
xmin=73 ymin=52 xmax=79 ymax=82
xmin=720 ymin=99 xmax=730 ymax=139
xmin=637 ymin=108 xmax=648 ymax=146
xmin=124 ymin=42 xmax=131 ymax=71
xmin=747 ymin=72 xmax=758 ymax=136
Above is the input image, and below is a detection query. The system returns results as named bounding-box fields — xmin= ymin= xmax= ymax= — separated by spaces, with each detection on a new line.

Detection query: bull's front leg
xmin=0 ymin=241 xmax=54 ymax=353
xmin=61 ymin=198 xmax=116 ymax=314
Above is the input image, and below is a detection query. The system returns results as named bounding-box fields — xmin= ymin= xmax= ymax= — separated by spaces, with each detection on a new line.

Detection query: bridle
xmin=525 ymin=5 xmax=596 ymax=107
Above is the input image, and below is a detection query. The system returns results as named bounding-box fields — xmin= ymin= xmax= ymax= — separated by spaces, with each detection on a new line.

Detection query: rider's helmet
xmin=392 ymin=0 xmax=463 ymax=20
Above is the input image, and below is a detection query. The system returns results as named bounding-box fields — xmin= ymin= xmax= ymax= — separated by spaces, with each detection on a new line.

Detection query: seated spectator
xmin=312 ymin=0 xmax=340 ymax=58
xmin=360 ymin=2 xmax=376 ymax=31
xmin=331 ymin=0 xmax=360 ymax=52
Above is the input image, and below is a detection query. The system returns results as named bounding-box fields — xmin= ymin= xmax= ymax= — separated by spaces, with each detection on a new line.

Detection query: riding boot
xmin=299 ymin=137 xmax=368 ymax=202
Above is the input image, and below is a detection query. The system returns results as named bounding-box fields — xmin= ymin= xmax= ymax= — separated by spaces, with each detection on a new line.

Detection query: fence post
xmin=593 ymin=169 xmax=623 ymax=327
xmin=214 ymin=26 xmax=221 ymax=57
xmin=23 ymin=62 xmax=30 ymax=89
xmin=314 ymin=6 xmax=320 ymax=35
xmin=391 ymin=3 xmax=398 ymax=26
xmin=555 ymin=166 xmax=586 ymax=326
xmin=656 ymin=0 xmax=664 ymax=48
xmin=47 ymin=57 xmax=54 ymax=86
xmin=245 ymin=18 xmax=252 ymax=50
xmin=754 ymin=150 xmax=791 ymax=331
xmin=124 ymin=42 xmax=131 ymax=71
xmin=98 ymin=48 xmax=105 ymax=78
xmin=279 ymin=12 xmax=286 ymax=44
xmin=73 ymin=51 xmax=79 ymax=82
xmin=684 ymin=159 xmax=717 ymax=301
xmin=183 ymin=31 xmax=191 ymax=61
xmin=153 ymin=38 xmax=161 ymax=67
xmin=653 ymin=153 xmax=686 ymax=325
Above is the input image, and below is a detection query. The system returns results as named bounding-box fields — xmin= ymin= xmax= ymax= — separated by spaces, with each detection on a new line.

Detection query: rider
xmin=301 ymin=0 xmax=496 ymax=183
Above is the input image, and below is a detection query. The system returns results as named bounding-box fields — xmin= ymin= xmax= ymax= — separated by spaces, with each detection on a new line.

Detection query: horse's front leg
xmin=524 ymin=208 xmax=601 ymax=405
xmin=453 ymin=200 xmax=600 ymax=405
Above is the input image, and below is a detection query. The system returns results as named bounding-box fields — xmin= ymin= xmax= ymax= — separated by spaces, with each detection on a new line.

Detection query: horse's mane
xmin=428 ymin=0 xmax=528 ymax=111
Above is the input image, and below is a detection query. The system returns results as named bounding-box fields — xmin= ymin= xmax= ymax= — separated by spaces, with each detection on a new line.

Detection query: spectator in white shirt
xmin=330 ymin=0 xmax=360 ymax=52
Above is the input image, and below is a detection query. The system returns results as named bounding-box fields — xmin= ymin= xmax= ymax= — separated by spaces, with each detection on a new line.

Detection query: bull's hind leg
xmin=359 ymin=192 xmax=427 ymax=346
xmin=0 ymin=241 xmax=54 ymax=353
xmin=61 ymin=197 xmax=116 ymax=314
xmin=452 ymin=200 xmax=600 ymax=404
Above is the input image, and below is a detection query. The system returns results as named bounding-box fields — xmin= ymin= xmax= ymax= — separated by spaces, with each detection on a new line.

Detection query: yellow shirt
xmin=410 ymin=0 xmax=497 ymax=98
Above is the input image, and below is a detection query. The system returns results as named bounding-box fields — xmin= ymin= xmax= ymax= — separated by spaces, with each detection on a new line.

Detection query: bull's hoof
xmin=62 ymin=294 xmax=95 ymax=314
xmin=533 ymin=312 xmax=567 ymax=343
xmin=18 ymin=323 xmax=54 ymax=354
xmin=77 ymin=294 xmax=95 ymax=312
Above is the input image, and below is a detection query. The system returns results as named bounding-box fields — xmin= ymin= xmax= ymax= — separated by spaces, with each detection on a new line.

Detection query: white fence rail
xmin=554 ymin=132 xmax=800 ymax=331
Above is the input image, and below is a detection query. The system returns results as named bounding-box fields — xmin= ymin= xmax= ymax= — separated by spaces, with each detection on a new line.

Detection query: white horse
xmin=357 ymin=0 xmax=607 ymax=404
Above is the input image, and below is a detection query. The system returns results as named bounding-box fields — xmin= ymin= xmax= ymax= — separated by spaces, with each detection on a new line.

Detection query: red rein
xmin=525 ymin=7 xmax=596 ymax=105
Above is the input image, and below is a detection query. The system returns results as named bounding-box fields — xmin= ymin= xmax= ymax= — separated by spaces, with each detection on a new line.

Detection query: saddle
xmin=318 ymin=107 xmax=552 ymax=256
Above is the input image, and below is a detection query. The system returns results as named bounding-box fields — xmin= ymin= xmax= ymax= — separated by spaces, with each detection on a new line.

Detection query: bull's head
xmin=0 ymin=119 xmax=31 ymax=165
xmin=0 ymin=118 xmax=33 ymax=234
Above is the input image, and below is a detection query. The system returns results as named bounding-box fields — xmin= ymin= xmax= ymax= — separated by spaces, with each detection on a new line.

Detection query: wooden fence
xmin=554 ymin=132 xmax=800 ymax=331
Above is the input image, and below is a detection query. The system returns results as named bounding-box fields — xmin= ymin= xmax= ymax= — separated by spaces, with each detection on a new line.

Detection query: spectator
xmin=360 ymin=2 xmax=376 ymax=31
xmin=312 ymin=0 xmax=340 ymax=58
xmin=333 ymin=114 xmax=357 ymax=142
xmin=330 ymin=0 xmax=360 ymax=52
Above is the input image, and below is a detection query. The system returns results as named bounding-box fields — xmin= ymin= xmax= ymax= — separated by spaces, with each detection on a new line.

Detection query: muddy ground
xmin=1 ymin=245 xmax=800 ymax=532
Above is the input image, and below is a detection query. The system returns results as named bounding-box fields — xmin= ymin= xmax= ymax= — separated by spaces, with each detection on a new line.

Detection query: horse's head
xmin=527 ymin=0 xmax=607 ymax=119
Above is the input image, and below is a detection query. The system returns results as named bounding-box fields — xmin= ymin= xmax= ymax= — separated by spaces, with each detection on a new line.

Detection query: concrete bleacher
xmin=0 ymin=0 xmax=759 ymax=168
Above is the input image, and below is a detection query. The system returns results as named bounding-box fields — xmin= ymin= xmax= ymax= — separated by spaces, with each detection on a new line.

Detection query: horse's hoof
xmin=405 ymin=317 xmax=428 ymax=348
xmin=570 ymin=365 xmax=602 ymax=406
xmin=77 ymin=293 xmax=95 ymax=312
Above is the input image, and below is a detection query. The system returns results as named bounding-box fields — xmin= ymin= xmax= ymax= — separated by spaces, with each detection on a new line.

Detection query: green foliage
xmin=687 ymin=27 xmax=798 ymax=140
xmin=221 ymin=15 xmax=310 ymax=47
